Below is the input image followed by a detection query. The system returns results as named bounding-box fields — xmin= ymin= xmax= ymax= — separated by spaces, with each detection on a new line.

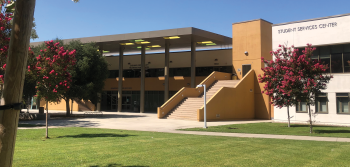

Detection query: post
xmin=46 ymin=101 xmax=48 ymax=138
xmin=164 ymin=39 xmax=170 ymax=102
xmin=96 ymin=93 xmax=101 ymax=111
xmin=118 ymin=45 xmax=124 ymax=112
xmin=203 ymin=84 xmax=207 ymax=128
xmin=140 ymin=45 xmax=145 ymax=113
xmin=0 ymin=1 xmax=36 ymax=166
xmin=191 ymin=37 xmax=196 ymax=88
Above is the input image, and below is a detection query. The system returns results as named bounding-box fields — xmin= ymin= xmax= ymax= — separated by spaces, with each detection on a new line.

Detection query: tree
xmin=27 ymin=40 xmax=76 ymax=138
xmin=0 ymin=0 xmax=36 ymax=166
xmin=290 ymin=44 xmax=332 ymax=133
xmin=63 ymin=40 xmax=108 ymax=116
xmin=259 ymin=44 xmax=332 ymax=133
xmin=259 ymin=45 xmax=300 ymax=127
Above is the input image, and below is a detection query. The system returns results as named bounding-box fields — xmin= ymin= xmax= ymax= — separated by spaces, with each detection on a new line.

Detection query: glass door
xmin=122 ymin=95 xmax=132 ymax=111
xmin=111 ymin=94 xmax=118 ymax=110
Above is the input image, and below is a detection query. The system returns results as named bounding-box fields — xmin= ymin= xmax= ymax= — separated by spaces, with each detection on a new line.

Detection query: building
xmin=34 ymin=13 xmax=350 ymax=125
xmin=272 ymin=13 xmax=350 ymax=125
xmin=31 ymin=22 xmax=273 ymax=121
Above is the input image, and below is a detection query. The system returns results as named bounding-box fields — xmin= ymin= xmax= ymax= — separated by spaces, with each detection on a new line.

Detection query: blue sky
xmin=32 ymin=0 xmax=350 ymax=42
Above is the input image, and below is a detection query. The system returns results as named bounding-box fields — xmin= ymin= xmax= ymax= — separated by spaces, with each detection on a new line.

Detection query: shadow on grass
xmin=314 ymin=130 xmax=350 ymax=134
xmin=287 ymin=124 xmax=344 ymax=128
xmin=90 ymin=163 xmax=148 ymax=167
xmin=18 ymin=124 xmax=45 ymax=127
xmin=57 ymin=133 xmax=136 ymax=138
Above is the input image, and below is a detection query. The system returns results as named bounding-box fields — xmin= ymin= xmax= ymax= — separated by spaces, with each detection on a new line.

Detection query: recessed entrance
xmin=242 ymin=64 xmax=251 ymax=77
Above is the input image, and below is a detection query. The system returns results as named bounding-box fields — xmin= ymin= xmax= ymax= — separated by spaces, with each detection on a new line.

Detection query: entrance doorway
xmin=111 ymin=94 xmax=118 ymax=110
xmin=242 ymin=64 xmax=251 ymax=77
xmin=110 ymin=94 xmax=132 ymax=111
xmin=122 ymin=95 xmax=132 ymax=111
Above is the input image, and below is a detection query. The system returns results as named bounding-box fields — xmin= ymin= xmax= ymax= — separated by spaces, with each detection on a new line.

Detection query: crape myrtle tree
xmin=259 ymin=44 xmax=332 ymax=133
xmin=63 ymin=40 xmax=108 ymax=116
xmin=291 ymin=44 xmax=332 ymax=133
xmin=259 ymin=45 xmax=301 ymax=128
xmin=27 ymin=40 xmax=76 ymax=138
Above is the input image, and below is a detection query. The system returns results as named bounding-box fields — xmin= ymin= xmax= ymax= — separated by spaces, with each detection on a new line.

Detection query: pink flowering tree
xmin=27 ymin=40 xmax=76 ymax=138
xmin=259 ymin=44 xmax=332 ymax=133
xmin=259 ymin=45 xmax=300 ymax=127
xmin=290 ymin=44 xmax=332 ymax=133
xmin=0 ymin=1 xmax=13 ymax=103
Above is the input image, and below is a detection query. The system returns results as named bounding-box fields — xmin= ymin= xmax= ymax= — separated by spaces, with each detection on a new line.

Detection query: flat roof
xmin=273 ymin=13 xmax=350 ymax=26
xmin=30 ymin=27 xmax=232 ymax=55
xmin=232 ymin=19 xmax=273 ymax=25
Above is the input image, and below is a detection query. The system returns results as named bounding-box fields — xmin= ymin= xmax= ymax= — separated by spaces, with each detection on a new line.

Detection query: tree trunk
xmin=287 ymin=106 xmax=290 ymax=128
xmin=71 ymin=98 xmax=73 ymax=115
xmin=0 ymin=1 xmax=36 ymax=166
xmin=46 ymin=101 xmax=49 ymax=138
xmin=66 ymin=98 xmax=70 ymax=117
xmin=308 ymin=104 xmax=313 ymax=133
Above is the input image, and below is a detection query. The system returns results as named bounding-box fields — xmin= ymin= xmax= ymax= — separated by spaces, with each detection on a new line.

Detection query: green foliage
xmin=63 ymin=40 xmax=109 ymax=104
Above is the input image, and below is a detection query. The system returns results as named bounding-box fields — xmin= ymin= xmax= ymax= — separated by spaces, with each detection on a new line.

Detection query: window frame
xmin=315 ymin=93 xmax=328 ymax=114
xmin=296 ymin=101 xmax=308 ymax=113
xmin=336 ymin=93 xmax=350 ymax=114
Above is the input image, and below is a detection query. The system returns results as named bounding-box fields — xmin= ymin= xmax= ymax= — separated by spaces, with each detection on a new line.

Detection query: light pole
xmin=197 ymin=84 xmax=207 ymax=128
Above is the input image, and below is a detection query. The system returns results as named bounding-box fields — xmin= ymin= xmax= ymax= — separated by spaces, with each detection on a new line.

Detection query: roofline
xmin=30 ymin=27 xmax=232 ymax=46
xmin=232 ymin=19 xmax=273 ymax=25
xmin=273 ymin=13 xmax=350 ymax=26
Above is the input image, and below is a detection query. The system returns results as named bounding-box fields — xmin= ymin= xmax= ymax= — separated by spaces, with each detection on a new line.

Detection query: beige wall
xmin=103 ymin=76 xmax=206 ymax=91
xmin=40 ymin=99 xmax=95 ymax=112
xmin=197 ymin=70 xmax=255 ymax=121
xmin=232 ymin=19 xmax=272 ymax=119
xmin=105 ymin=49 xmax=232 ymax=70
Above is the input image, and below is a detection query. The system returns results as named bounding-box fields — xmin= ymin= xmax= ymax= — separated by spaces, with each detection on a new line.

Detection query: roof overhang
xmin=30 ymin=27 xmax=232 ymax=55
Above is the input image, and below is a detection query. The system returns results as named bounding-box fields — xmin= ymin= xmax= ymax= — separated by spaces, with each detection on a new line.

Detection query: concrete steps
xmin=166 ymin=80 xmax=239 ymax=121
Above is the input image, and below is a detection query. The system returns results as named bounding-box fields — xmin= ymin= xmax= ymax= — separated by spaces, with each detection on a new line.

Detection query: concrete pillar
xmin=164 ymin=39 xmax=170 ymax=102
xmin=118 ymin=45 xmax=124 ymax=112
xmin=97 ymin=93 xmax=101 ymax=111
xmin=191 ymin=36 xmax=196 ymax=88
xmin=140 ymin=45 xmax=146 ymax=113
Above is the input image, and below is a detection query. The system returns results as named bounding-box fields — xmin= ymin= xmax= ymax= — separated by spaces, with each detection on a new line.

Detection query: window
xmin=319 ymin=46 xmax=331 ymax=73
xmin=337 ymin=93 xmax=350 ymax=114
xmin=108 ymin=70 xmax=119 ymax=78
xmin=331 ymin=45 xmax=343 ymax=73
xmin=296 ymin=101 xmax=308 ymax=113
xmin=315 ymin=93 xmax=328 ymax=113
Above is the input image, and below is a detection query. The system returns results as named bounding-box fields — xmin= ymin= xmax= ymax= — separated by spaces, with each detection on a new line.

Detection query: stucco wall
xmin=232 ymin=19 xmax=272 ymax=119
xmin=105 ymin=49 xmax=232 ymax=70
xmin=197 ymin=70 xmax=255 ymax=121
xmin=272 ymin=14 xmax=350 ymax=125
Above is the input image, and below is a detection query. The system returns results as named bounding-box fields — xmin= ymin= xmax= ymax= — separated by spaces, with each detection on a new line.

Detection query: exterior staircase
xmin=166 ymin=80 xmax=240 ymax=120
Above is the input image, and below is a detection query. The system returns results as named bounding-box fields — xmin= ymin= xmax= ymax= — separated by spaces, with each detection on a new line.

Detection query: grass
xmin=14 ymin=127 xmax=350 ymax=167
xmin=183 ymin=122 xmax=350 ymax=138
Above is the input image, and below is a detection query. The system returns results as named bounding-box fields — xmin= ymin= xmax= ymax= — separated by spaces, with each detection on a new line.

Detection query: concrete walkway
xmin=20 ymin=110 xmax=350 ymax=142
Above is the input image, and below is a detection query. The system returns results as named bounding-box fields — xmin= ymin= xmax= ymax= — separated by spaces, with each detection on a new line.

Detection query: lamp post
xmin=196 ymin=84 xmax=207 ymax=128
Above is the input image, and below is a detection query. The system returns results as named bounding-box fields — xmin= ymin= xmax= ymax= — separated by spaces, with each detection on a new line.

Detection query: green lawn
xmin=14 ymin=127 xmax=350 ymax=167
xmin=183 ymin=122 xmax=350 ymax=138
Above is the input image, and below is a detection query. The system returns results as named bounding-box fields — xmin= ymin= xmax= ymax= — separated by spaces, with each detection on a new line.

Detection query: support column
xmin=140 ymin=45 xmax=146 ymax=113
xmin=97 ymin=93 xmax=101 ymax=111
xmin=191 ymin=36 xmax=196 ymax=88
xmin=118 ymin=45 xmax=124 ymax=112
xmin=164 ymin=39 xmax=170 ymax=102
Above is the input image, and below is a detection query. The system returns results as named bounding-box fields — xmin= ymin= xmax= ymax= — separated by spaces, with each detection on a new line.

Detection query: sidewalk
xmin=163 ymin=130 xmax=350 ymax=142
xmin=19 ymin=111 xmax=350 ymax=142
